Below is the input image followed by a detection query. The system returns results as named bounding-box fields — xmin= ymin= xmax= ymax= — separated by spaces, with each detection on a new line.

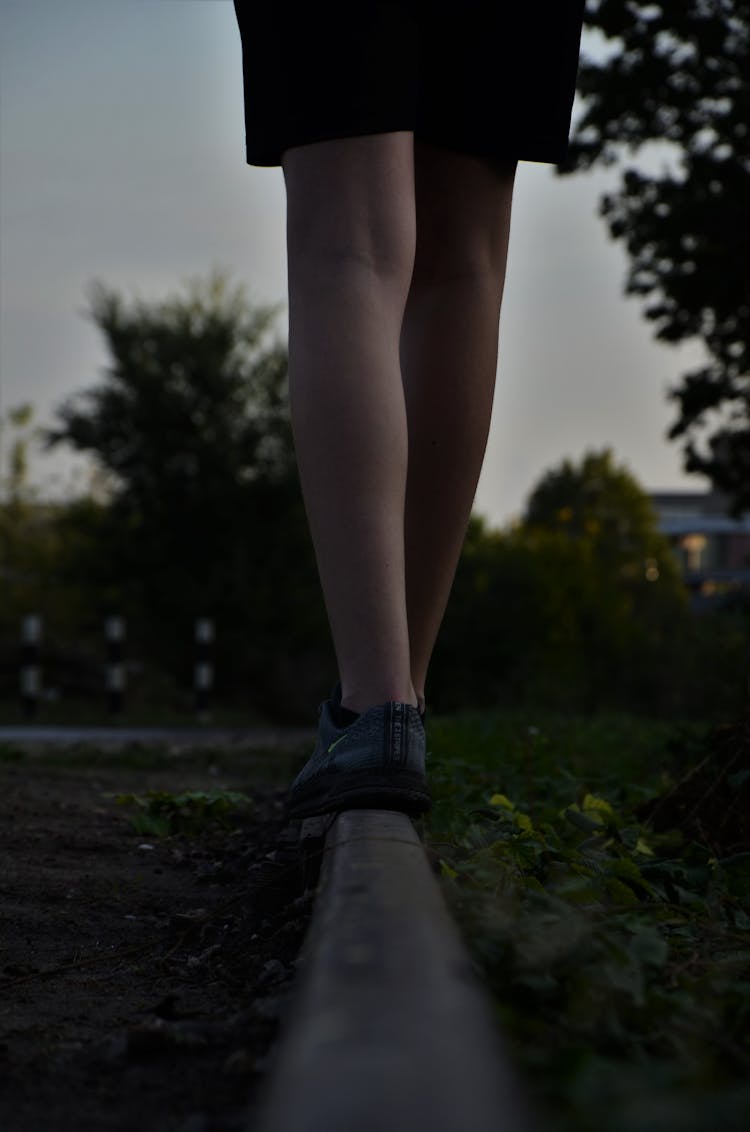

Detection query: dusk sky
xmin=1 ymin=0 xmax=706 ymax=528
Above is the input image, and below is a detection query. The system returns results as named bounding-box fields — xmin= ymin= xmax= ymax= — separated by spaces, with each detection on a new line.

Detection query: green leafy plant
xmin=424 ymin=711 xmax=750 ymax=1132
xmin=115 ymin=788 xmax=253 ymax=836
xmin=0 ymin=743 xmax=26 ymax=764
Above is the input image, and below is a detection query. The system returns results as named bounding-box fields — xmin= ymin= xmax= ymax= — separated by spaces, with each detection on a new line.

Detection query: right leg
xmin=401 ymin=143 xmax=517 ymax=707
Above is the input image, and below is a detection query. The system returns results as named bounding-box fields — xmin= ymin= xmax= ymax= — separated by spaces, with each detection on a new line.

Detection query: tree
xmin=523 ymin=449 xmax=679 ymax=575
xmin=424 ymin=453 xmax=733 ymax=717
xmin=1 ymin=403 xmax=51 ymax=634
xmin=561 ymin=1 xmax=750 ymax=514
xmin=45 ymin=270 xmax=330 ymax=712
xmin=521 ymin=449 xmax=690 ymax=707
xmin=1 ymin=403 xmax=38 ymax=506
xmin=0 ymin=405 xmax=89 ymax=702
xmin=47 ymin=269 xmax=294 ymax=508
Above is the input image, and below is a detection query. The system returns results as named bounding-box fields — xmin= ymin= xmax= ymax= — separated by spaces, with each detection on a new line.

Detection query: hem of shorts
xmin=246 ymin=120 xmax=416 ymax=168
xmin=414 ymin=128 xmax=570 ymax=168
xmin=246 ymin=127 xmax=571 ymax=170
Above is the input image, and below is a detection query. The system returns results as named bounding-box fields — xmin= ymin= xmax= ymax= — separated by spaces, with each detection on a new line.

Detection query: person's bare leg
xmin=283 ymin=133 xmax=418 ymax=715
xmin=401 ymin=144 xmax=517 ymax=708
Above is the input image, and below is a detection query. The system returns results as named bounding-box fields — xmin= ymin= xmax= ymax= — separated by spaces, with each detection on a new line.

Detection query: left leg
xmin=282 ymin=132 xmax=418 ymax=716
xmin=283 ymin=133 xmax=433 ymax=818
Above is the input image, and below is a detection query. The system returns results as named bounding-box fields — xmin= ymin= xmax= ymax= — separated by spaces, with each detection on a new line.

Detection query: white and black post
xmin=20 ymin=614 xmax=42 ymax=718
xmin=105 ymin=615 xmax=126 ymax=716
xmin=194 ymin=618 xmax=214 ymax=720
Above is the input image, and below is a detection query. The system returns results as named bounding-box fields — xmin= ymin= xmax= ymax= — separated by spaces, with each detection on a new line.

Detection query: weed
xmin=0 ymin=743 xmax=26 ymax=764
xmin=424 ymin=710 xmax=750 ymax=1132
xmin=115 ymin=789 xmax=253 ymax=836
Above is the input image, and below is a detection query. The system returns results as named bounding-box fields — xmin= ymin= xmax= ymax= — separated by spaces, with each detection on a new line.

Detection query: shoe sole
xmin=288 ymin=768 xmax=431 ymax=820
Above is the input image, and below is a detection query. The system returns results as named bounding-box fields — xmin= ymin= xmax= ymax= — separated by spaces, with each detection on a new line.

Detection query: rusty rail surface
xmin=253 ymin=808 xmax=536 ymax=1132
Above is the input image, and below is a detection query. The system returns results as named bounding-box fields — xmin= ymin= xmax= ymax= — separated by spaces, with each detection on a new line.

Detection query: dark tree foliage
xmin=44 ymin=271 xmax=330 ymax=713
xmin=47 ymin=270 xmax=294 ymax=505
xmin=524 ymin=449 xmax=672 ymax=562
xmin=561 ymin=0 xmax=750 ymax=514
xmin=428 ymin=453 xmax=748 ymax=718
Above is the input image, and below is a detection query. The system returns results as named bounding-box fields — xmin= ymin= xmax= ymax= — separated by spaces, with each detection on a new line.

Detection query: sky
xmin=0 ymin=0 xmax=707 ymax=530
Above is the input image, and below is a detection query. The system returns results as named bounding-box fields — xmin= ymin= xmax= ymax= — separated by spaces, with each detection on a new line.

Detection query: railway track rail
xmin=253 ymin=808 xmax=535 ymax=1132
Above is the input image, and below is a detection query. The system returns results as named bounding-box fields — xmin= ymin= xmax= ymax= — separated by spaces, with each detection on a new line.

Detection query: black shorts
xmin=234 ymin=1 xmax=585 ymax=168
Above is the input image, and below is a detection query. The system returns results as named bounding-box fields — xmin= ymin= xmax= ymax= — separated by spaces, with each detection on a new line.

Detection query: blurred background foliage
xmin=565 ymin=0 xmax=750 ymax=515
xmin=0 ymin=272 xmax=746 ymax=723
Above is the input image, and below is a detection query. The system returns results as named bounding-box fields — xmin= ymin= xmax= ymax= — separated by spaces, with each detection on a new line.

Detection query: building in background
xmin=650 ymin=491 xmax=750 ymax=608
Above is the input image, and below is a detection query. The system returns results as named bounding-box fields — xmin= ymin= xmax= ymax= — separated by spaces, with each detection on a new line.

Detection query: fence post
xmin=20 ymin=614 xmax=42 ymax=718
xmin=194 ymin=617 xmax=214 ymax=720
xmin=105 ymin=615 xmax=126 ymax=716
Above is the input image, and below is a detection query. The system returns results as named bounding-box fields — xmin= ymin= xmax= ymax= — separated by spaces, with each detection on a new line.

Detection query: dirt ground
xmin=0 ymin=738 xmax=315 ymax=1132
xmin=635 ymin=710 xmax=750 ymax=856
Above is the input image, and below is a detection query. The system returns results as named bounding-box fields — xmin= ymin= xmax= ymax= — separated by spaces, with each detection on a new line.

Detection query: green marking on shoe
xmin=327 ymin=734 xmax=348 ymax=754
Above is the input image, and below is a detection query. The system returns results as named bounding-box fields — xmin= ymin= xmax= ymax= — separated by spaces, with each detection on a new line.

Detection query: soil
xmin=635 ymin=710 xmax=750 ymax=856
xmin=0 ymin=736 xmax=316 ymax=1132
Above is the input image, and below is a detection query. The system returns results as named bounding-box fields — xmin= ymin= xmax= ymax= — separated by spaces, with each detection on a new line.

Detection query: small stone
xmin=259 ymin=958 xmax=287 ymax=985
xmin=222 ymin=1047 xmax=257 ymax=1076
xmin=177 ymin=1113 xmax=209 ymax=1132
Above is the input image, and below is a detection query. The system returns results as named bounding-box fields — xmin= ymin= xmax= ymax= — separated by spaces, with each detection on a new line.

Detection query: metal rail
xmin=252 ymin=809 xmax=536 ymax=1132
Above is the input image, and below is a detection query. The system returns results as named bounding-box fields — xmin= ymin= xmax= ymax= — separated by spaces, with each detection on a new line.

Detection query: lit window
xmin=681 ymin=533 xmax=707 ymax=571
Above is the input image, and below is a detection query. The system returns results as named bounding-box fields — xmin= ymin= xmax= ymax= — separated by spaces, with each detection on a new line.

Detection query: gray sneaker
xmin=288 ymin=691 xmax=431 ymax=819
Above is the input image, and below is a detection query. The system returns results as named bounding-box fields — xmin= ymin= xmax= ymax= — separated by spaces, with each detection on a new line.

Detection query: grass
xmin=0 ymin=698 xmax=273 ymax=728
xmin=3 ymin=703 xmax=746 ymax=1128
xmin=114 ymin=787 xmax=255 ymax=836
xmin=422 ymin=709 xmax=750 ymax=1132
xmin=0 ymin=734 xmax=309 ymax=783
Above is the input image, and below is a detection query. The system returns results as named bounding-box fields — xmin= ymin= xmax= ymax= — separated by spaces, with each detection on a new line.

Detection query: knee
xmin=411 ymin=160 xmax=515 ymax=290
xmin=287 ymin=219 xmax=416 ymax=297
xmin=283 ymin=134 xmax=417 ymax=298
xmin=410 ymin=240 xmax=507 ymax=293
xmin=293 ymin=236 xmax=414 ymax=286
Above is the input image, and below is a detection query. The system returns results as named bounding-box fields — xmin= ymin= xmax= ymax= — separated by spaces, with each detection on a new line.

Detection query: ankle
xmin=330 ymin=701 xmax=360 ymax=728
xmin=341 ymin=682 xmax=418 ymax=714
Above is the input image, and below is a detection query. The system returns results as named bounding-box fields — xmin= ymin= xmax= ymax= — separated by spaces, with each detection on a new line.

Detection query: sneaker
xmin=287 ymin=687 xmax=431 ymax=819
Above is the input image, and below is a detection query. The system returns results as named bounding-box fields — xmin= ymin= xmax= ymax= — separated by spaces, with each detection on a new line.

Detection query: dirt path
xmin=0 ymin=743 xmax=311 ymax=1132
